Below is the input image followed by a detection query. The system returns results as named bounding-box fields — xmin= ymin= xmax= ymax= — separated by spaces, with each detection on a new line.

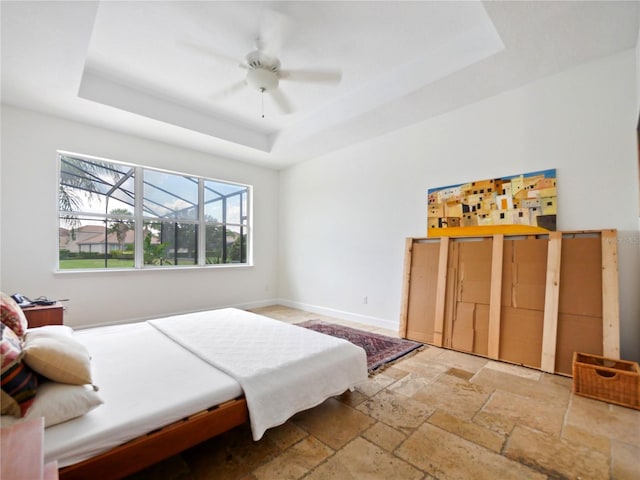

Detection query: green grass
xmin=58 ymin=258 xmax=201 ymax=269
xmin=59 ymin=258 xmax=135 ymax=269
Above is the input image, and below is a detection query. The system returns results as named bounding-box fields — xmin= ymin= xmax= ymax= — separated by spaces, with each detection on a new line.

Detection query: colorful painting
xmin=427 ymin=169 xmax=557 ymax=237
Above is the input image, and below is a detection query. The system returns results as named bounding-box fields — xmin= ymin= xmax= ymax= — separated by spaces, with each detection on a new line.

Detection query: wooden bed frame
xmin=59 ymin=397 xmax=248 ymax=480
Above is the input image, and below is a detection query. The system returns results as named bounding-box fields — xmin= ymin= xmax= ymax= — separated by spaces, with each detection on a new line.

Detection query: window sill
xmin=54 ymin=263 xmax=254 ymax=274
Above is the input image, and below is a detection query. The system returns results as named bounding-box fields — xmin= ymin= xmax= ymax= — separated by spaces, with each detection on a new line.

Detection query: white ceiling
xmin=2 ymin=1 xmax=639 ymax=169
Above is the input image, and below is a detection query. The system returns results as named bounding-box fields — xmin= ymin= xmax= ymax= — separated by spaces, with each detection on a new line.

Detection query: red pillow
xmin=1 ymin=292 xmax=28 ymax=337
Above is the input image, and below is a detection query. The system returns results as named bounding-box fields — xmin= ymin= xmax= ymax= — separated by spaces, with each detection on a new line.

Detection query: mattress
xmin=40 ymin=321 xmax=242 ymax=467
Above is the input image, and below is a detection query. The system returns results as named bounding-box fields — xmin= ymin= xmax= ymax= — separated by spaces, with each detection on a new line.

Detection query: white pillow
xmin=23 ymin=329 xmax=92 ymax=385
xmin=26 ymin=325 xmax=74 ymax=337
xmin=1 ymin=382 xmax=103 ymax=428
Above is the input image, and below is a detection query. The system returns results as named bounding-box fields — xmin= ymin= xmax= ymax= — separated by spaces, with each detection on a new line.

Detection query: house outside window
xmin=58 ymin=152 xmax=250 ymax=270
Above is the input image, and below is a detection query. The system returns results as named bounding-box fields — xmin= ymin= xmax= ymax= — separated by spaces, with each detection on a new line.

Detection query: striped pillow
xmin=1 ymin=323 xmax=38 ymax=417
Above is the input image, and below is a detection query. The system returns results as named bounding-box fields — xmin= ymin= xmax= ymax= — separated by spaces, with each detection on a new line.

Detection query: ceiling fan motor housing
xmin=245 ymin=50 xmax=280 ymax=71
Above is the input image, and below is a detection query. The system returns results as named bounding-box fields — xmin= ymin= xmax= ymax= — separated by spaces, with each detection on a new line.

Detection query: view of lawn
xmin=58 ymin=258 xmax=201 ymax=269
xmin=59 ymin=258 xmax=135 ymax=269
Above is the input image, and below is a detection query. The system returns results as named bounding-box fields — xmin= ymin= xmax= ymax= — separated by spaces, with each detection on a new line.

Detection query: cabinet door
xmin=499 ymin=238 xmax=547 ymax=369
xmin=555 ymin=237 xmax=604 ymax=374
xmin=404 ymin=242 xmax=440 ymax=344
xmin=445 ymin=238 xmax=492 ymax=355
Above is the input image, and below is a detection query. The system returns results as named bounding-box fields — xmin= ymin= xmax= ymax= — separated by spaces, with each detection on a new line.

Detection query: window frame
xmin=56 ymin=151 xmax=252 ymax=272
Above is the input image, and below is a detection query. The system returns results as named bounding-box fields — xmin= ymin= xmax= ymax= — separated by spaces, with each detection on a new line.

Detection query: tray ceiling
xmin=1 ymin=1 xmax=638 ymax=169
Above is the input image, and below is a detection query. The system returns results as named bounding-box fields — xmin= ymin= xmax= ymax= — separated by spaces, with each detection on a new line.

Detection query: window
xmin=58 ymin=152 xmax=250 ymax=270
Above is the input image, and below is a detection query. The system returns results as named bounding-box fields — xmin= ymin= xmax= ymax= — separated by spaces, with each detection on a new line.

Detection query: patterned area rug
xmin=297 ymin=320 xmax=423 ymax=372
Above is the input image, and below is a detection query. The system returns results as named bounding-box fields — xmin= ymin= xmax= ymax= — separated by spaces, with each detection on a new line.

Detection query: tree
xmin=228 ymin=231 xmax=247 ymax=263
xmin=107 ymin=208 xmax=134 ymax=250
xmin=58 ymin=156 xmax=128 ymax=224
xmin=205 ymin=222 xmax=224 ymax=263
xmin=143 ymin=232 xmax=171 ymax=265
xmin=58 ymin=185 xmax=82 ymax=228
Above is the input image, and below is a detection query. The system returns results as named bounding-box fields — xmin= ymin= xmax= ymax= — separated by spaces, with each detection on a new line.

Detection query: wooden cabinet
xmin=399 ymin=230 xmax=620 ymax=375
xmin=23 ymin=304 xmax=64 ymax=328
xmin=1 ymin=418 xmax=58 ymax=480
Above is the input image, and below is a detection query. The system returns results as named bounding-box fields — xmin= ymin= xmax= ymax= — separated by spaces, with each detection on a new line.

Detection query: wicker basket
xmin=572 ymin=352 xmax=640 ymax=410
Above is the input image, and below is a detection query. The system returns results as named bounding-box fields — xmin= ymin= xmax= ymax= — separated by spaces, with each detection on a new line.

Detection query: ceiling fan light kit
xmin=246 ymin=66 xmax=279 ymax=92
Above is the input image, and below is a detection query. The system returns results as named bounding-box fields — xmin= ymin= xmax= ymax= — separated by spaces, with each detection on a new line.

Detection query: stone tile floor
xmin=129 ymin=305 xmax=640 ymax=480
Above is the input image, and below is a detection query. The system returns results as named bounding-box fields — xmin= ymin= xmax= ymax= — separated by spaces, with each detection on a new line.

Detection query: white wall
xmin=0 ymin=106 xmax=279 ymax=327
xmin=279 ymin=49 xmax=640 ymax=361
xmin=637 ymin=9 xmax=640 ymax=115
xmin=2 ymin=50 xmax=638 ymax=361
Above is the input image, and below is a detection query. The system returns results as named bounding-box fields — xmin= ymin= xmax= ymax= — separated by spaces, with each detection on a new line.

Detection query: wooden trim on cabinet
xmin=398 ymin=237 xmax=414 ymax=337
xmin=487 ymin=234 xmax=504 ymax=359
xmin=540 ymin=232 xmax=562 ymax=373
xmin=601 ymin=229 xmax=620 ymax=358
xmin=432 ymin=236 xmax=449 ymax=347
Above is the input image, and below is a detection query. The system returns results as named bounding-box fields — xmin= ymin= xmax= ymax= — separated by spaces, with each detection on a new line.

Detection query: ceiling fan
xmin=178 ymin=13 xmax=342 ymax=116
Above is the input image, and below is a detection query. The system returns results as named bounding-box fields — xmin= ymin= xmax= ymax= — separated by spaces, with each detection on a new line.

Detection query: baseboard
xmin=76 ymin=298 xmax=279 ymax=330
xmin=74 ymin=298 xmax=397 ymax=332
xmin=276 ymin=299 xmax=398 ymax=331
xmin=232 ymin=298 xmax=279 ymax=310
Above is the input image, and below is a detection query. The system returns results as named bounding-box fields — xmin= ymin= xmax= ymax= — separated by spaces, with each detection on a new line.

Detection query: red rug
xmin=297 ymin=320 xmax=423 ymax=372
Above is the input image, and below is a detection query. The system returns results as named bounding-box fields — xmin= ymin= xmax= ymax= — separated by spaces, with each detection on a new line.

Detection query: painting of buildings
xmin=427 ymin=169 xmax=557 ymax=236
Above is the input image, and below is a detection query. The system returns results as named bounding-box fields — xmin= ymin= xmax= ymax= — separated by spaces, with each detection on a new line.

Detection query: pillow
xmin=26 ymin=324 xmax=74 ymax=337
xmin=22 ymin=329 xmax=93 ymax=385
xmin=1 ymin=323 xmax=38 ymax=417
xmin=0 ymin=292 xmax=28 ymax=337
xmin=2 ymin=381 xmax=103 ymax=428
xmin=27 ymin=381 xmax=103 ymax=427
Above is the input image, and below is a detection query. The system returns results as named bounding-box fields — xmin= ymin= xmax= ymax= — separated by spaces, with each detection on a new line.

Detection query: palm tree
xmin=58 ymin=155 xmax=127 ymax=224
xmin=107 ymin=208 xmax=134 ymax=250
xmin=58 ymin=185 xmax=83 ymax=228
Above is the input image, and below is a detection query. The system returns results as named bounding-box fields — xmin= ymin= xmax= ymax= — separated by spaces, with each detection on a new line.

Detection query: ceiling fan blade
xmin=279 ymin=69 xmax=342 ymax=84
xmin=269 ymin=88 xmax=294 ymax=114
xmin=177 ymin=40 xmax=246 ymax=68
xmin=211 ymin=80 xmax=247 ymax=100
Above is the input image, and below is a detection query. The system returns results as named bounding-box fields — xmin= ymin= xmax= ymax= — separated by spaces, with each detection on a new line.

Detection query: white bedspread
xmin=149 ymin=308 xmax=368 ymax=440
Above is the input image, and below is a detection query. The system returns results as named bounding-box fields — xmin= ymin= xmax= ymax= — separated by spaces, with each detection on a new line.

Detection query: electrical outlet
xmin=363 ymin=296 xmax=368 ymax=304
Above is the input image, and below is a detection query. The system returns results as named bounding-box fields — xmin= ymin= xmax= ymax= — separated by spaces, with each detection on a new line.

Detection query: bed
xmin=1 ymin=307 xmax=368 ymax=479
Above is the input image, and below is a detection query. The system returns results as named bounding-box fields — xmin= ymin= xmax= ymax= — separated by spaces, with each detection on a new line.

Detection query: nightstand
xmin=22 ymin=303 xmax=64 ymax=328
